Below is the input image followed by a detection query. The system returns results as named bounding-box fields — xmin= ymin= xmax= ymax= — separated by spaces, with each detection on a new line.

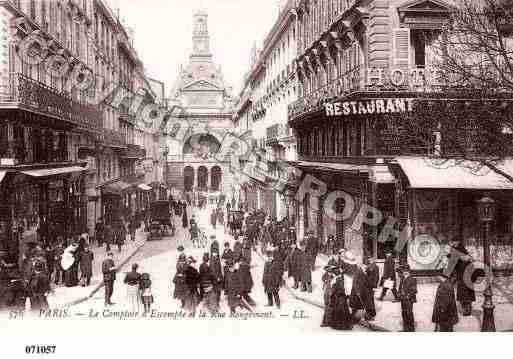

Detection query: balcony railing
xmin=288 ymin=66 xmax=362 ymax=120
xmin=123 ymin=144 xmax=146 ymax=159
xmin=266 ymin=124 xmax=294 ymax=146
xmin=1 ymin=73 xmax=102 ymax=133
xmin=103 ymin=129 xmax=127 ymax=148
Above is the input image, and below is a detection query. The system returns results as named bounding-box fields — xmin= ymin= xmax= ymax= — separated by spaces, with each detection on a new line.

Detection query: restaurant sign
xmin=325 ymin=98 xmax=415 ymax=117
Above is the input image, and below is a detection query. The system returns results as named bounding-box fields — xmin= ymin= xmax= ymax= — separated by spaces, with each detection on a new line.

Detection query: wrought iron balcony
xmin=1 ymin=73 xmax=102 ymax=133
xmin=288 ymin=66 xmax=362 ymax=120
xmin=266 ymin=124 xmax=294 ymax=146
xmin=122 ymin=144 xmax=146 ymax=159
xmin=102 ymin=129 xmax=127 ymax=149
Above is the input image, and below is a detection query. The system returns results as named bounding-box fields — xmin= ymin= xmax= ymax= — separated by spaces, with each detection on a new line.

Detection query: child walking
xmin=140 ymin=273 xmax=153 ymax=315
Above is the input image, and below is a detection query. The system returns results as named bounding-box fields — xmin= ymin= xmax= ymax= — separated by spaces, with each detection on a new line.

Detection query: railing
xmin=2 ymin=73 xmax=102 ymax=133
xmin=103 ymin=128 xmax=127 ymax=148
xmin=288 ymin=66 xmax=362 ymax=119
xmin=124 ymin=144 xmax=146 ymax=159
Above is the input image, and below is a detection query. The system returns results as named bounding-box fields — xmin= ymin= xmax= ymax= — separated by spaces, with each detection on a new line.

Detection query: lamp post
xmin=477 ymin=195 xmax=496 ymax=332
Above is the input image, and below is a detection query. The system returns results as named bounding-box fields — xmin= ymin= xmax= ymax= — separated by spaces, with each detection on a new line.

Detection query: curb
xmin=61 ymin=236 xmax=148 ymax=308
xmin=254 ymin=248 xmax=389 ymax=332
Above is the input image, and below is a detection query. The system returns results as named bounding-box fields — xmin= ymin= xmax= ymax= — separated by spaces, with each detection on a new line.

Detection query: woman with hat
xmin=321 ymin=263 xmax=338 ymax=327
xmin=124 ymin=263 xmax=142 ymax=313
xmin=329 ymin=266 xmax=352 ymax=330
xmin=343 ymin=251 xmax=376 ymax=323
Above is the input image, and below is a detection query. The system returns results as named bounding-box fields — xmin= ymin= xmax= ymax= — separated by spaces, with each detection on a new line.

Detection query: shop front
xmin=0 ymin=164 xmax=87 ymax=267
xmin=392 ymin=157 xmax=513 ymax=273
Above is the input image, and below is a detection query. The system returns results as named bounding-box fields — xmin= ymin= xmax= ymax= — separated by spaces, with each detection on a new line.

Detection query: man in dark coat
xmin=104 ymin=225 xmax=113 ymax=252
xmin=44 ymin=244 xmax=55 ymax=284
xmin=199 ymin=254 xmax=219 ymax=313
xmin=398 ymin=265 xmax=417 ymax=332
xmin=79 ymin=245 xmax=94 ymax=286
xmin=182 ymin=204 xmax=189 ymax=229
xmin=95 ymin=219 xmax=104 ymax=247
xmin=210 ymin=209 xmax=217 ymax=229
xmin=298 ymin=242 xmax=312 ymax=293
xmin=184 ymin=256 xmax=200 ymax=314
xmin=209 ymin=250 xmax=223 ymax=301
xmin=233 ymin=236 xmax=243 ymax=263
xmin=262 ymin=251 xmax=282 ymax=308
xmin=284 ymin=242 xmax=302 ymax=289
xmin=238 ymin=259 xmax=255 ymax=306
xmin=432 ymin=274 xmax=459 ymax=332
xmin=379 ymin=252 xmax=399 ymax=301
xmin=102 ymin=252 xmax=116 ymax=306
xmin=305 ymin=232 xmax=319 ymax=271
xmin=224 ymin=260 xmax=249 ymax=314
xmin=53 ymin=242 xmax=64 ymax=285
xmin=28 ymin=261 xmax=51 ymax=311
xmin=448 ymin=239 xmax=476 ymax=316
xmin=365 ymin=257 xmax=380 ymax=290
xmin=221 ymin=242 xmax=234 ymax=263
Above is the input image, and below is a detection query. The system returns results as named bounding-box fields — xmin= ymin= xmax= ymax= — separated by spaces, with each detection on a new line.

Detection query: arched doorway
xmin=197 ymin=166 xmax=208 ymax=191
xmin=184 ymin=166 xmax=194 ymax=191
xmin=211 ymin=166 xmax=222 ymax=191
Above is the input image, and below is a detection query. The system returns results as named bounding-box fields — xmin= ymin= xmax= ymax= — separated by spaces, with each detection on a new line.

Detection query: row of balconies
xmin=265 ymin=124 xmax=293 ymax=144
xmin=0 ymin=73 xmax=147 ymax=160
xmin=288 ymin=66 xmax=362 ymax=119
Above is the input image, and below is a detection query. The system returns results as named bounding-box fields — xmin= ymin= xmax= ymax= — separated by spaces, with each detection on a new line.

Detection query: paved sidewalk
xmin=47 ymin=228 xmax=148 ymax=308
xmin=285 ymin=254 xmax=513 ymax=332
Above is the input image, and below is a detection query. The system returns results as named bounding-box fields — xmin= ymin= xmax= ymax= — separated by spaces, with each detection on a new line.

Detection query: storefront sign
xmin=366 ymin=66 xmax=444 ymax=88
xmin=325 ymin=98 xmax=415 ymax=117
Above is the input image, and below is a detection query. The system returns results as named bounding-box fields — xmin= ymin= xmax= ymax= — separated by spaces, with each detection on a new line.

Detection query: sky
xmin=105 ymin=0 xmax=284 ymax=97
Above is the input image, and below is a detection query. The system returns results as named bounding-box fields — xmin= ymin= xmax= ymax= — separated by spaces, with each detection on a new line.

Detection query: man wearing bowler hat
xmin=398 ymin=265 xmax=417 ymax=331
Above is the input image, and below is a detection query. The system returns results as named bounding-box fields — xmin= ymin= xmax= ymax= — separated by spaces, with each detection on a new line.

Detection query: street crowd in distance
xmin=0 ymin=192 xmax=480 ymax=332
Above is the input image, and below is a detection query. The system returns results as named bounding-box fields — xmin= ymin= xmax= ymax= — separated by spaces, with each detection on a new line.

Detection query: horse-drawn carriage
xmin=148 ymin=201 xmax=174 ymax=240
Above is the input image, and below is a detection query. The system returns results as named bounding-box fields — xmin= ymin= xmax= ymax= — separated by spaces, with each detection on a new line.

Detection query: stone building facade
xmin=0 ymin=0 xmax=164 ymax=267
xmin=165 ymin=10 xmax=236 ymax=202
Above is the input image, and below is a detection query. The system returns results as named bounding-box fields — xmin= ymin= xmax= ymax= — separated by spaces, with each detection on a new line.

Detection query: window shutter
xmin=393 ymin=28 xmax=411 ymax=67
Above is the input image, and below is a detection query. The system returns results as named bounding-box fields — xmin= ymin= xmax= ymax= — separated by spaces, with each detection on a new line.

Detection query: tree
xmin=386 ymin=0 xmax=513 ymax=181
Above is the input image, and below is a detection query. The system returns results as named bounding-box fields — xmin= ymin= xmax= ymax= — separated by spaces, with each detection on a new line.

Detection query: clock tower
xmin=191 ymin=10 xmax=211 ymax=57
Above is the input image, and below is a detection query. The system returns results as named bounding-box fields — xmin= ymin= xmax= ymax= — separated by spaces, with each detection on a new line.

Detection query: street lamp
xmin=477 ymin=195 xmax=496 ymax=332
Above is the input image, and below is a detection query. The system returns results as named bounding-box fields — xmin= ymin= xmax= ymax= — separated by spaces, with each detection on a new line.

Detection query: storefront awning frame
xmin=395 ymin=157 xmax=513 ymax=190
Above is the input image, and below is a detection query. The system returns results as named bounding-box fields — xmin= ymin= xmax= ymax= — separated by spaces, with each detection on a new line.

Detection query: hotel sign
xmin=325 ymin=98 xmax=415 ymax=117
xmin=367 ymin=66 xmax=444 ymax=88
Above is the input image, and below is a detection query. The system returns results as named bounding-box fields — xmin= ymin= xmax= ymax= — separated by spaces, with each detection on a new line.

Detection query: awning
xmin=395 ymin=157 xmax=513 ymax=190
xmin=0 ymin=171 xmax=6 ymax=184
xmin=369 ymin=165 xmax=396 ymax=184
xmin=102 ymin=181 xmax=132 ymax=195
xmin=138 ymin=184 xmax=152 ymax=191
xmin=294 ymin=161 xmax=370 ymax=173
xmin=20 ymin=166 xmax=86 ymax=178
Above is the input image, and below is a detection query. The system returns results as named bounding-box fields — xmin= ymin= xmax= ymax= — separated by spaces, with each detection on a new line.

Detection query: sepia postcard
xmin=1 ymin=0 xmax=513 ymax=356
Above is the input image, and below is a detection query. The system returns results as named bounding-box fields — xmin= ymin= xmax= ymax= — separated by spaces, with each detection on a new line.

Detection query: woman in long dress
xmin=124 ymin=263 xmax=141 ymax=313
xmin=330 ymin=269 xmax=352 ymax=330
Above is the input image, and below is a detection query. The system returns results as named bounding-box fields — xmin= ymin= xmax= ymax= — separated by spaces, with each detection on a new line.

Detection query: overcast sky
xmin=106 ymin=0 xmax=284 ymax=96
